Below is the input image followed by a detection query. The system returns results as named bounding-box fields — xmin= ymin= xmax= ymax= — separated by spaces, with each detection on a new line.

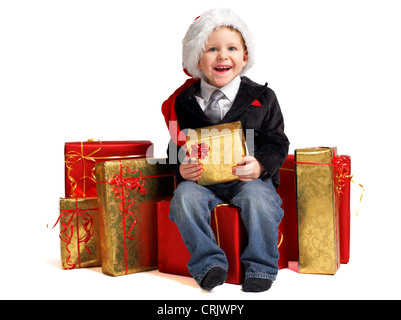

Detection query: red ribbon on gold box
xmin=52 ymin=197 xmax=102 ymax=269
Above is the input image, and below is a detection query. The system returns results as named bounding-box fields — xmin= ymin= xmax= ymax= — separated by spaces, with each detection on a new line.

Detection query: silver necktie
xmin=204 ymin=90 xmax=225 ymax=124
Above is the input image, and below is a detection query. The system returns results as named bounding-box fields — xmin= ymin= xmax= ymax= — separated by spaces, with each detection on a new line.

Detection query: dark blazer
xmin=168 ymin=76 xmax=289 ymax=188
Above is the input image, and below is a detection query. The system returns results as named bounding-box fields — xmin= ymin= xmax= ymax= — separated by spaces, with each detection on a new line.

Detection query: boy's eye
xmin=228 ymin=47 xmax=237 ymax=51
xmin=208 ymin=47 xmax=217 ymax=52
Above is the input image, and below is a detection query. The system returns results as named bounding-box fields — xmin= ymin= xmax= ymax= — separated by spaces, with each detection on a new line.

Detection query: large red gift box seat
xmin=157 ymin=201 xmax=288 ymax=285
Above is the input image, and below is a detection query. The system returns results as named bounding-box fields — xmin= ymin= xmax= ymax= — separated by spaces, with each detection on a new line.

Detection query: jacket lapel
xmin=222 ymin=77 xmax=266 ymax=123
xmin=177 ymin=81 xmax=213 ymax=125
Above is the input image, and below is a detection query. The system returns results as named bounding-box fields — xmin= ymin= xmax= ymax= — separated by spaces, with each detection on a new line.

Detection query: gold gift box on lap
xmin=58 ymin=197 xmax=102 ymax=269
xmin=95 ymin=158 xmax=174 ymax=277
xmin=295 ymin=147 xmax=341 ymax=275
xmin=186 ymin=121 xmax=247 ymax=186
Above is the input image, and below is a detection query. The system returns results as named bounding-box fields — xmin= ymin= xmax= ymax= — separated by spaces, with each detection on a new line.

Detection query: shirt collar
xmin=200 ymin=76 xmax=241 ymax=103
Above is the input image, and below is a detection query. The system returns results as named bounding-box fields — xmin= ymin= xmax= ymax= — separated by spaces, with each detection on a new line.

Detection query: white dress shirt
xmin=196 ymin=76 xmax=241 ymax=120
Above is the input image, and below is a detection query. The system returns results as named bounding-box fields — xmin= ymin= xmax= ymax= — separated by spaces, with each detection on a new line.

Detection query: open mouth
xmin=214 ymin=66 xmax=232 ymax=72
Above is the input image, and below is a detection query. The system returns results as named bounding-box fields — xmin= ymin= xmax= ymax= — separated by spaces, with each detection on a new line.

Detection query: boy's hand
xmin=179 ymin=156 xmax=203 ymax=181
xmin=232 ymin=156 xmax=264 ymax=182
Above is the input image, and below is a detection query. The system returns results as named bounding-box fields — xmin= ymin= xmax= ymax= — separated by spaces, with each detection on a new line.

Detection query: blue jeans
xmin=169 ymin=178 xmax=284 ymax=286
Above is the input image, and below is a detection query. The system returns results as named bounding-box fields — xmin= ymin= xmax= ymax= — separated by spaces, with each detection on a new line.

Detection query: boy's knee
xmin=232 ymin=179 xmax=283 ymax=216
xmin=172 ymin=181 xmax=201 ymax=204
xmin=170 ymin=181 xmax=210 ymax=220
xmin=236 ymin=179 xmax=275 ymax=201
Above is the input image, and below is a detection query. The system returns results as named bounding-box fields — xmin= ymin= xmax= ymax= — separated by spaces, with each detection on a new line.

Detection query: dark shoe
xmin=200 ymin=267 xmax=227 ymax=291
xmin=242 ymin=278 xmax=273 ymax=292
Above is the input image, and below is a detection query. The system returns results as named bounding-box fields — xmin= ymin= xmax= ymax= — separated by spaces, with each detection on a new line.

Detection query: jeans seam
xmin=245 ymin=272 xmax=277 ymax=282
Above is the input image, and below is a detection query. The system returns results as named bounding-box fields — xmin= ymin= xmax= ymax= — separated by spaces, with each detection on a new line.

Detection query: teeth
xmin=215 ymin=67 xmax=231 ymax=70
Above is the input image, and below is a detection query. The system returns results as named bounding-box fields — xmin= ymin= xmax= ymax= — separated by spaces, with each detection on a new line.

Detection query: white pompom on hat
xmin=182 ymin=8 xmax=254 ymax=79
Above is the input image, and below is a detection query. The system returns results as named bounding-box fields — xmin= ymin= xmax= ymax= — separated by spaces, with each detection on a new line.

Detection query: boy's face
xmin=198 ymin=27 xmax=248 ymax=88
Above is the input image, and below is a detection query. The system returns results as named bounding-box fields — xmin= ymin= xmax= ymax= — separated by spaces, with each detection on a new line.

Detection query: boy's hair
xmin=182 ymin=8 xmax=254 ymax=80
xmin=223 ymin=26 xmax=247 ymax=51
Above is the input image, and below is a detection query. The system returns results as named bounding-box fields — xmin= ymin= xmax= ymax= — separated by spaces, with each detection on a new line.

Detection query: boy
xmin=162 ymin=8 xmax=289 ymax=292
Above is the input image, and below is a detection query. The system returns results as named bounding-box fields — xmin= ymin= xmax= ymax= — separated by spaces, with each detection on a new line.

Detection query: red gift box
xmin=277 ymin=155 xmax=298 ymax=262
xmin=157 ymin=200 xmax=287 ymax=284
xmin=338 ymin=155 xmax=351 ymax=264
xmin=157 ymin=200 xmax=191 ymax=278
xmin=157 ymin=201 xmax=245 ymax=284
xmin=65 ymin=140 xmax=153 ymax=198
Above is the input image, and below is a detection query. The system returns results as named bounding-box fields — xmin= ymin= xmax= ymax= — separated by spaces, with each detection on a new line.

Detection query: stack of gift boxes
xmin=55 ymin=122 xmax=352 ymax=282
xmin=58 ymin=140 xmax=175 ymax=275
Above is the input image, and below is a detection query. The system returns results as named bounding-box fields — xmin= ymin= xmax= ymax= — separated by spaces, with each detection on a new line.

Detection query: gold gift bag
xmin=58 ymin=198 xmax=102 ymax=269
xmin=295 ymin=147 xmax=340 ymax=275
xmin=186 ymin=121 xmax=247 ymax=186
xmin=96 ymin=158 xmax=174 ymax=276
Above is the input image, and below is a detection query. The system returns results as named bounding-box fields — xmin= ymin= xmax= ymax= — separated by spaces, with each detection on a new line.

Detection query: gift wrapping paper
xmin=157 ymin=200 xmax=192 ymax=278
xmin=157 ymin=201 xmax=246 ymax=284
xmin=276 ymin=155 xmax=297 ymax=263
xmin=210 ymin=205 xmax=246 ymax=284
xmin=65 ymin=140 xmax=153 ymax=198
xmin=57 ymin=197 xmax=102 ymax=269
xmin=295 ymin=147 xmax=340 ymax=275
xmin=185 ymin=121 xmax=246 ymax=186
xmin=277 ymin=154 xmax=352 ymax=265
xmin=338 ymin=155 xmax=351 ymax=264
xmin=96 ymin=158 xmax=174 ymax=276
xmin=157 ymin=201 xmax=288 ymax=284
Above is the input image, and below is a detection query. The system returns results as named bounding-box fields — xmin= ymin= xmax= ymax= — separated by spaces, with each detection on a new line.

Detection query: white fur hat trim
xmin=182 ymin=8 xmax=254 ymax=79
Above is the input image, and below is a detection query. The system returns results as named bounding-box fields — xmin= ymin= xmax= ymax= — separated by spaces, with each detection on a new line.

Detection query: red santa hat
xmin=161 ymin=77 xmax=198 ymax=146
xmin=182 ymin=8 xmax=254 ymax=79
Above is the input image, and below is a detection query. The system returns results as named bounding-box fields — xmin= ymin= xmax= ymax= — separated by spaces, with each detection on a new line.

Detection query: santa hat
xmin=182 ymin=8 xmax=254 ymax=79
xmin=161 ymin=77 xmax=198 ymax=146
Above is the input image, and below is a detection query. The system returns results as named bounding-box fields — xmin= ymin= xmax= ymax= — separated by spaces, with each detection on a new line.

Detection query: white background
xmin=1 ymin=0 xmax=400 ymax=300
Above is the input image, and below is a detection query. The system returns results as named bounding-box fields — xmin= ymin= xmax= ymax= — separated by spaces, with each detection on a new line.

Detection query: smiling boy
xmin=163 ymin=8 xmax=289 ymax=292
xmin=197 ymin=26 xmax=248 ymax=89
